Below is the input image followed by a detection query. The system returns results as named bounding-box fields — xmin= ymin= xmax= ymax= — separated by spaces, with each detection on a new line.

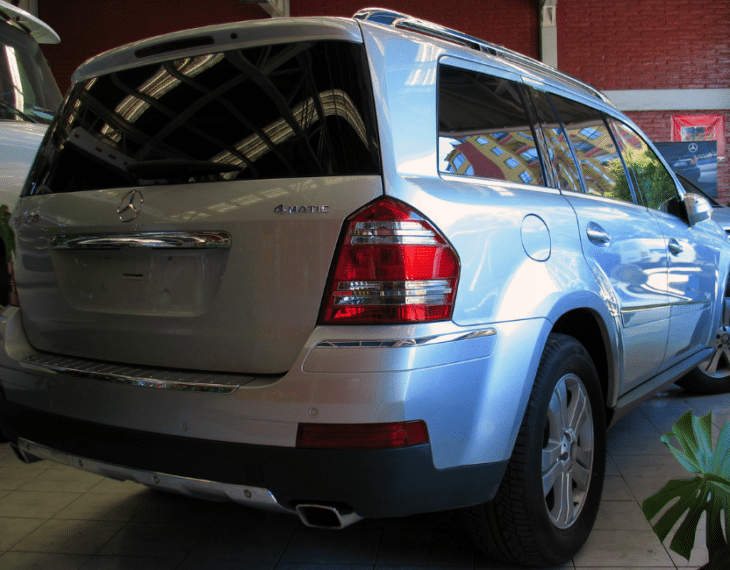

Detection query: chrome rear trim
xmin=15 ymin=438 xmax=294 ymax=514
xmin=315 ymin=327 xmax=496 ymax=349
xmin=19 ymin=354 xmax=262 ymax=393
xmin=49 ymin=231 xmax=232 ymax=249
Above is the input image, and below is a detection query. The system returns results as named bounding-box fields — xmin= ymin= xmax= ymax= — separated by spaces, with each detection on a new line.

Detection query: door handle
xmin=668 ymin=238 xmax=683 ymax=256
xmin=586 ymin=222 xmax=611 ymax=246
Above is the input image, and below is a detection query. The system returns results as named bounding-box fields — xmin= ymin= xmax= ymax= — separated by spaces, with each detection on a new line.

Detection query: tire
xmin=462 ymin=333 xmax=606 ymax=567
xmin=677 ymin=296 xmax=730 ymax=394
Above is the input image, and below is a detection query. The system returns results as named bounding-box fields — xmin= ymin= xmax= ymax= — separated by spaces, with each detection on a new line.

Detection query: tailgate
xmin=14 ymin=178 xmax=381 ymax=374
xmin=12 ymin=28 xmax=382 ymax=375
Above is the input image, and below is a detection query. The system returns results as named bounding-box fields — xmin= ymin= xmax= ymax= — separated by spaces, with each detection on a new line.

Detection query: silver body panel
xmin=2 ymin=13 xmax=730 ymax=519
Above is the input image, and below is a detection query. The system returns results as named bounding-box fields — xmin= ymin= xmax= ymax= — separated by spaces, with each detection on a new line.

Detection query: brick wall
xmin=557 ymin=0 xmax=730 ymax=90
xmin=39 ymin=0 xmax=266 ymax=93
xmin=558 ymin=0 xmax=730 ymax=198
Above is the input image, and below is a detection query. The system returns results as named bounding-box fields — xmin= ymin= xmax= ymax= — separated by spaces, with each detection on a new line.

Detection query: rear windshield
xmin=24 ymin=40 xmax=380 ymax=195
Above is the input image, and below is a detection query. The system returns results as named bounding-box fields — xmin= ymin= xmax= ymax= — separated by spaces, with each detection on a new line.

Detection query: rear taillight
xmin=320 ymin=197 xmax=459 ymax=324
xmin=7 ymin=257 xmax=18 ymax=307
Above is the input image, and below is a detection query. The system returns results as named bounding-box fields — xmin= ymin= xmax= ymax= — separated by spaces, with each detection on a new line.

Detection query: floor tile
xmin=601 ymin=475 xmax=635 ymax=501
xmin=97 ymin=522 xmax=208 ymax=559
xmin=18 ymin=467 xmax=105 ymax=494
xmin=10 ymin=519 xmax=124 ymax=555
xmin=183 ymin=522 xmax=295 ymax=562
xmin=0 ymin=490 xmax=82 ymax=519
xmin=279 ymin=526 xmax=381 ymax=564
xmin=0 ymin=466 xmax=48 ymax=491
xmin=78 ymin=554 xmax=182 ymax=569
xmin=213 ymin=503 xmax=300 ymax=528
xmin=130 ymin=491 xmax=224 ymax=525
xmin=53 ymin=491 xmax=154 ymax=522
xmin=572 ymin=529 xmax=675 ymax=567
xmin=377 ymin=526 xmax=473 ymax=567
xmin=178 ymin=560 xmax=275 ymax=570
xmin=0 ymin=551 xmax=91 ymax=569
xmin=0 ymin=517 xmax=46 ymax=552
xmin=593 ymin=499 xmax=654 ymax=531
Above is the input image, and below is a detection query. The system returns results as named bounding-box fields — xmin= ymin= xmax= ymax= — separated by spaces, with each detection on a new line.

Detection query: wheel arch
xmin=551 ymin=307 xmax=617 ymax=425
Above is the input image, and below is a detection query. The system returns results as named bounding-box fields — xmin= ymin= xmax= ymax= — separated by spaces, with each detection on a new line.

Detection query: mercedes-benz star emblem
xmin=688 ymin=142 xmax=699 ymax=153
xmin=117 ymin=190 xmax=143 ymax=222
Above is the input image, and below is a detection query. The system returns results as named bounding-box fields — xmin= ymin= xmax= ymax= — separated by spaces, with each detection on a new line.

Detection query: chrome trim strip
xmin=315 ymin=328 xmax=496 ymax=349
xmin=49 ymin=231 xmax=232 ymax=250
xmin=20 ymin=354 xmax=241 ymax=393
xmin=16 ymin=438 xmax=293 ymax=514
xmin=620 ymin=299 xmax=711 ymax=314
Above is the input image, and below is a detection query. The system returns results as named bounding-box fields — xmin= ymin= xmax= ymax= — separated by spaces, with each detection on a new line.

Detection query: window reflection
xmin=27 ymin=40 xmax=380 ymax=194
xmin=438 ymin=65 xmax=543 ymax=186
xmin=542 ymin=91 xmax=633 ymax=204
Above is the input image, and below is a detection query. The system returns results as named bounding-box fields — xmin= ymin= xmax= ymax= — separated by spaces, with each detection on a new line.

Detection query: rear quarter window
xmin=437 ymin=64 xmax=544 ymax=187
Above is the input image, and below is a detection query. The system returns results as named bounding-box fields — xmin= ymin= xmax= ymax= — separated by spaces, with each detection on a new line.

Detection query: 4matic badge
xmin=274 ymin=204 xmax=330 ymax=214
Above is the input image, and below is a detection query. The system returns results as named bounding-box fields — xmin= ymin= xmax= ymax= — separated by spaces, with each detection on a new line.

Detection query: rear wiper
xmin=0 ymin=100 xmax=38 ymax=123
xmin=126 ymin=159 xmax=242 ymax=179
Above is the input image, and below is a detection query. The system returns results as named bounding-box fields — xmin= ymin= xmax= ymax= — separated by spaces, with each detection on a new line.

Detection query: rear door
xmin=529 ymin=88 xmax=670 ymax=390
xmin=14 ymin=36 xmax=382 ymax=375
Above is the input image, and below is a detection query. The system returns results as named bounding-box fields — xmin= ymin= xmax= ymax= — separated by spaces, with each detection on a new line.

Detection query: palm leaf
xmin=641 ymin=410 xmax=730 ymax=562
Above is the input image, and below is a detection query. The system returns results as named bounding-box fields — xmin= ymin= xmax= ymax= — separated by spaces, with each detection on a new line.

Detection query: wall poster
xmin=672 ymin=114 xmax=725 ymax=158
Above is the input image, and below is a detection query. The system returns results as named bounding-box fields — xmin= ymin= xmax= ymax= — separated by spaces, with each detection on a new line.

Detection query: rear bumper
xmin=0 ymin=399 xmax=506 ymax=519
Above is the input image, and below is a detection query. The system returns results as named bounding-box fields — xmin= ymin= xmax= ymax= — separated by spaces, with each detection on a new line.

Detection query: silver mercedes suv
xmin=2 ymin=8 xmax=729 ymax=567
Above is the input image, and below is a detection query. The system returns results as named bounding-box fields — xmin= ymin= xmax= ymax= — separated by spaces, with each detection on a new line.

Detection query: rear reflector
xmin=319 ymin=198 xmax=459 ymax=324
xmin=296 ymin=420 xmax=429 ymax=450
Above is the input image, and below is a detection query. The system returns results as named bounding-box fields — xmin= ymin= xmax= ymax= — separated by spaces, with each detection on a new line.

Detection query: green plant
xmin=642 ymin=410 xmax=730 ymax=569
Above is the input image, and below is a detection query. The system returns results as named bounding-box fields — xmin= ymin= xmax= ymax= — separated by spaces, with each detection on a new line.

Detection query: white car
xmin=0 ymin=1 xmax=62 ymax=301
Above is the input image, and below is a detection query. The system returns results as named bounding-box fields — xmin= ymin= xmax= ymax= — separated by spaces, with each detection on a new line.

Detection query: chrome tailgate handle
xmin=49 ymin=231 xmax=231 ymax=250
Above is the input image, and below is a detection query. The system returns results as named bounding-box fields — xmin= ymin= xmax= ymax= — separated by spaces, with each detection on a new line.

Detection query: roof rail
xmin=353 ymin=7 xmax=611 ymax=104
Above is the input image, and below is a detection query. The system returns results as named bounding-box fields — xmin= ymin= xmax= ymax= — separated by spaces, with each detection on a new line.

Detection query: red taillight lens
xmin=320 ymin=198 xmax=459 ymax=324
xmin=7 ymin=257 xmax=18 ymax=307
xmin=296 ymin=420 xmax=429 ymax=450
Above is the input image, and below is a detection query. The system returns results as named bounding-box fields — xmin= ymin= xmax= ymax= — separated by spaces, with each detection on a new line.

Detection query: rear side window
xmin=545 ymin=93 xmax=633 ymax=203
xmin=24 ymin=40 xmax=380 ymax=195
xmin=437 ymin=64 xmax=544 ymax=186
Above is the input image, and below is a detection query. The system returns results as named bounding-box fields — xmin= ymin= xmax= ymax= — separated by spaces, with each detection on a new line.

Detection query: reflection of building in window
xmin=565 ymin=125 xmax=623 ymax=198
xmin=441 ymin=131 xmax=543 ymax=186
xmin=211 ymin=88 xmax=369 ymax=174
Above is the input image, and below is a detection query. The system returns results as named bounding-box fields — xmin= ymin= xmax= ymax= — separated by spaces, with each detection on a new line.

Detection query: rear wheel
xmin=463 ymin=333 xmax=606 ymax=567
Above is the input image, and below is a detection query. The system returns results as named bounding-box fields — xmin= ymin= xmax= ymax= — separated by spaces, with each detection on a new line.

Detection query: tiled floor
xmin=1 ymin=385 xmax=728 ymax=569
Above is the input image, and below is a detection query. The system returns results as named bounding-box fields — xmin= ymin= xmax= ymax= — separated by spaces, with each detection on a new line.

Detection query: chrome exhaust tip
xmin=295 ymin=504 xmax=363 ymax=529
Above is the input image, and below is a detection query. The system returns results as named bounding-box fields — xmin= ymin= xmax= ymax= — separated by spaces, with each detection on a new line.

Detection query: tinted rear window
xmin=24 ymin=40 xmax=380 ymax=195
